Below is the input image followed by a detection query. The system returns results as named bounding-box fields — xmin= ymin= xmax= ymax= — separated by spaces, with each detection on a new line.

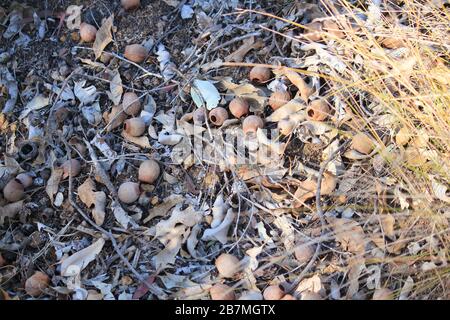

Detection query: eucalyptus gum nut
xmin=242 ymin=115 xmax=264 ymax=135
xmin=209 ymin=107 xmax=228 ymax=126
xmin=229 ymin=97 xmax=249 ymax=118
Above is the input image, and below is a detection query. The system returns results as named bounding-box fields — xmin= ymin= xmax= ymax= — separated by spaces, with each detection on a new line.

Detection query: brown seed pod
xmin=352 ymin=132 xmax=375 ymax=155
xmin=215 ymin=253 xmax=240 ymax=278
xmin=300 ymin=291 xmax=323 ymax=300
xmin=118 ymin=182 xmax=140 ymax=204
xmin=322 ymin=20 xmax=345 ymax=39
xmin=3 ymin=179 xmax=25 ymax=202
xmin=0 ymin=253 xmax=5 ymax=267
xmin=79 ymin=22 xmax=97 ymax=42
xmin=210 ymin=283 xmax=236 ymax=300
xmin=268 ymin=91 xmax=291 ymax=110
xmin=304 ymin=21 xmax=323 ymax=41
xmin=124 ymin=44 xmax=148 ymax=63
xmin=122 ymin=92 xmax=142 ymax=116
xmin=105 ymin=105 xmax=128 ymax=131
xmin=249 ymin=66 xmax=271 ymax=83
xmin=16 ymin=173 xmax=33 ymax=188
xmin=193 ymin=107 xmax=207 ymax=125
xmin=138 ymin=160 xmax=160 ymax=184
xmin=242 ymin=115 xmax=264 ymax=135
xmin=121 ymin=0 xmax=140 ymax=10
xmin=307 ymin=99 xmax=330 ymax=121
xmin=294 ymin=244 xmax=315 ymax=264
xmin=124 ymin=117 xmax=146 ymax=137
xmin=278 ymin=119 xmax=295 ymax=136
xmin=62 ymin=159 xmax=81 ymax=179
xmin=209 ymin=107 xmax=229 ymax=126
xmin=229 ymin=97 xmax=249 ymax=118
xmin=281 ymin=294 xmax=296 ymax=300
xmin=25 ymin=271 xmax=50 ymax=297
xmin=372 ymin=288 xmax=394 ymax=300
xmin=263 ymin=285 xmax=285 ymax=300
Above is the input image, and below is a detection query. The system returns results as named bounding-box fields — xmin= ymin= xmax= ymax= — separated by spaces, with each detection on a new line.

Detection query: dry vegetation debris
xmin=0 ymin=0 xmax=449 ymax=300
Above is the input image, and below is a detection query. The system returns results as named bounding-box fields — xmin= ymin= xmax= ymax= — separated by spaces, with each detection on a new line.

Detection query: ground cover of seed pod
xmin=0 ymin=0 xmax=449 ymax=301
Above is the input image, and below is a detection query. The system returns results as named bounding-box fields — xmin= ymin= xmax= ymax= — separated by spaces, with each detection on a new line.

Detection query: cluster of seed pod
xmin=117 ymin=159 xmax=160 ymax=204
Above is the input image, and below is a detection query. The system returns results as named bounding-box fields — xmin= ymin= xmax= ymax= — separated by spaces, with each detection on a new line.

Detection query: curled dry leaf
xmin=327 ymin=217 xmax=366 ymax=254
xmin=225 ymin=37 xmax=263 ymax=62
xmin=153 ymin=225 xmax=188 ymax=270
xmin=106 ymin=69 xmax=123 ymax=105
xmin=295 ymin=274 xmax=323 ymax=296
xmin=380 ymin=214 xmax=395 ymax=238
xmin=277 ymin=67 xmax=314 ymax=101
xmin=77 ymin=178 xmax=107 ymax=225
xmin=186 ymin=224 xmax=202 ymax=259
xmin=201 ymin=208 xmax=235 ymax=244
xmin=93 ymin=15 xmax=114 ymax=60
xmin=210 ymin=193 xmax=229 ymax=228
xmin=60 ymin=238 xmax=105 ymax=277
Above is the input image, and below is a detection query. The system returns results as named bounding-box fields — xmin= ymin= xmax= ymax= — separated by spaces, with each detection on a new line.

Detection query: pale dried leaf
xmin=60 ymin=238 xmax=105 ymax=276
xmin=107 ymin=70 xmax=123 ymax=105
xmin=19 ymin=94 xmax=49 ymax=120
xmin=77 ymin=178 xmax=106 ymax=225
xmin=328 ymin=217 xmax=366 ymax=254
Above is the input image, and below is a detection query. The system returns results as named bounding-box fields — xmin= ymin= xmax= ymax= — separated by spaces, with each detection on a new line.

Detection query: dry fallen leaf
xmin=276 ymin=67 xmax=314 ymax=101
xmin=60 ymin=238 xmax=105 ymax=276
xmin=144 ymin=194 xmax=184 ymax=223
xmin=0 ymin=200 xmax=23 ymax=226
xmin=225 ymin=37 xmax=263 ymax=62
xmin=201 ymin=208 xmax=235 ymax=244
xmin=46 ymin=167 xmax=64 ymax=204
xmin=93 ymin=15 xmax=114 ymax=60
xmin=122 ymin=130 xmax=151 ymax=149
xmin=77 ymin=178 xmax=107 ymax=225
